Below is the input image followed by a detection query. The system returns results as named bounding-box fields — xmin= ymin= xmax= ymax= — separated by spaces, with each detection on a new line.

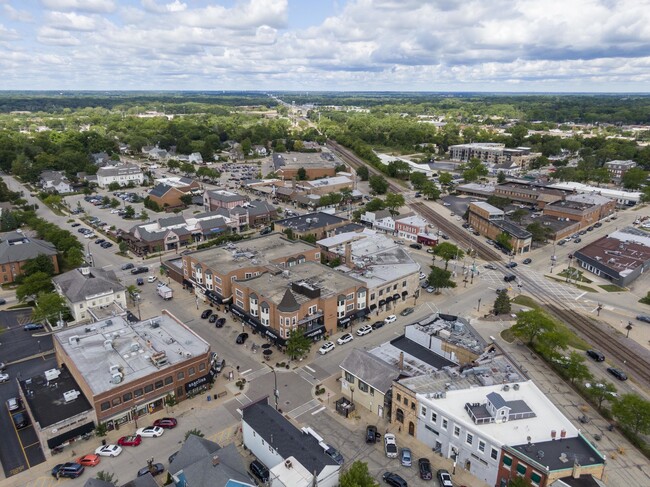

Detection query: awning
xmin=393 ymin=293 xmax=401 ymax=300
xmin=355 ymin=308 xmax=370 ymax=319
xmin=231 ymin=305 xmax=283 ymax=344
xmin=185 ymin=374 xmax=211 ymax=392
xmin=378 ymin=299 xmax=386 ymax=306
xmin=230 ymin=307 xmax=246 ymax=320
xmin=304 ymin=326 xmax=325 ymax=339
xmin=205 ymin=290 xmax=232 ymax=305
xmin=401 ymin=291 xmax=408 ymax=297
xmin=182 ymin=279 xmax=194 ymax=288
xmin=47 ymin=421 xmax=95 ymax=449
xmin=386 ymin=296 xmax=394 ymax=303
xmin=369 ymin=304 xmax=377 ymax=311
xmin=338 ymin=317 xmax=351 ymax=327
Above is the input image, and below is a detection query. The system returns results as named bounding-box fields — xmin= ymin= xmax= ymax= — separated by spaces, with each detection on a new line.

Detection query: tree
xmin=32 ymin=292 xmax=68 ymax=322
xmin=486 ymin=195 xmax=512 ymax=209
xmin=96 ymin=471 xmax=118 ymax=485
xmin=140 ymin=210 xmax=149 ymax=221
xmin=497 ymin=171 xmax=507 ymax=183
xmin=369 ymin=175 xmax=389 ymax=194
xmin=507 ymin=477 xmax=532 ymax=487
xmin=612 ymin=394 xmax=650 ymax=435
xmin=107 ymin=182 xmax=121 ymax=191
xmin=296 ymin=167 xmax=308 ymax=180
xmin=180 ymin=162 xmax=195 ymax=176
xmin=433 ymin=242 xmax=464 ymax=270
xmin=180 ymin=194 xmax=193 ymax=206
xmin=119 ymin=241 xmax=128 ymax=253
xmin=340 ymin=461 xmax=379 ymax=487
xmin=110 ymin=198 xmax=121 ymax=208
xmin=185 ymin=428 xmax=205 ymax=440
xmin=22 ymin=254 xmax=55 ymax=277
xmin=526 ymin=222 xmax=553 ymax=244
xmin=427 ymin=267 xmax=456 ymax=293
xmin=385 ymin=193 xmax=405 ymax=216
xmin=164 ymin=393 xmax=177 ymax=412
xmin=364 ymin=198 xmax=385 ymax=212
xmin=587 ymin=382 xmax=618 ymax=409
xmin=410 ymin=172 xmax=428 ymax=189
xmin=167 ymin=159 xmax=180 ymax=173
xmin=495 ymin=232 xmax=512 ymax=251
xmin=510 ymin=309 xmax=555 ymax=346
xmin=16 ymin=272 xmax=54 ymax=302
xmin=493 ymin=290 xmax=511 ymax=315
xmin=563 ymin=351 xmax=593 ymax=385
xmin=510 ymin=209 xmax=527 ymax=223
xmin=124 ymin=205 xmax=135 ymax=219
xmin=421 ymin=181 xmax=440 ymax=200
xmin=285 ymin=330 xmax=312 ymax=360
xmin=241 ymin=138 xmax=252 ymax=155
xmin=65 ymin=247 xmax=85 ymax=268
xmin=438 ymin=172 xmax=453 ymax=187
xmin=621 ymin=167 xmax=648 ymax=189
xmin=357 ymin=165 xmax=369 ymax=181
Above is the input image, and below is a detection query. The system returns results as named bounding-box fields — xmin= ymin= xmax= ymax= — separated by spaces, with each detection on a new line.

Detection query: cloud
xmin=3 ymin=4 xmax=33 ymax=22
xmin=141 ymin=0 xmax=187 ymax=14
xmin=44 ymin=11 xmax=98 ymax=31
xmin=37 ymin=26 xmax=81 ymax=46
xmin=0 ymin=23 xmax=20 ymax=41
xmin=40 ymin=0 xmax=115 ymax=13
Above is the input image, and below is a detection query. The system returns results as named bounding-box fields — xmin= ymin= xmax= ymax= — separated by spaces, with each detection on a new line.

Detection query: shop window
xmin=177 ymin=371 xmax=185 ymax=380
xmin=134 ymin=388 xmax=143 ymax=397
xmin=123 ymin=392 xmax=132 ymax=402
xmin=155 ymin=380 xmax=164 ymax=389
xmin=112 ymin=397 xmax=121 ymax=406
xmin=165 ymin=376 xmax=173 ymax=385
xmin=199 ymin=363 xmax=206 ymax=371
xmin=531 ymin=472 xmax=542 ymax=485
xmin=100 ymin=401 xmax=110 ymax=411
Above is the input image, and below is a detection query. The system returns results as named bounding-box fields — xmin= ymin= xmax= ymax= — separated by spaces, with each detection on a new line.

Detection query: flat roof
xmin=574 ymin=234 xmax=650 ymax=277
xmin=471 ymin=201 xmax=504 ymax=215
xmin=55 ymin=313 xmax=210 ymax=395
xmin=510 ymin=435 xmax=605 ymax=471
xmin=187 ymin=234 xmax=316 ymax=274
xmin=391 ymin=335 xmax=456 ymax=370
xmin=275 ymin=212 xmax=348 ymax=232
xmin=20 ymin=367 xmax=93 ymax=427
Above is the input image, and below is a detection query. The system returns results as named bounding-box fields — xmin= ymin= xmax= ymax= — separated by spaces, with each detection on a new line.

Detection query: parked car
xmin=586 ymin=350 xmax=605 ymax=361
xmin=201 ymin=309 xmax=213 ymax=319
xmin=12 ymin=412 xmax=29 ymax=429
xmin=426 ymin=247 xmax=435 ymax=254
xmin=504 ymin=274 xmax=517 ymax=283
xmin=384 ymin=433 xmax=398 ymax=458
xmin=235 ymin=333 xmax=249 ymax=344
xmin=382 ymin=471 xmax=408 ymax=487
xmin=337 ymin=333 xmax=354 ymax=345
xmin=0 ymin=373 xmax=9 ymax=383
xmin=250 ymin=460 xmax=270 ymax=483
xmin=607 ymin=367 xmax=628 ymax=381
xmin=208 ymin=314 xmax=218 ymax=323
xmin=215 ymin=317 xmax=226 ymax=328
xmin=440 ymin=234 xmax=449 ymax=240
xmin=153 ymin=418 xmax=177 ymax=429
xmin=418 ymin=458 xmax=432 ymax=480
xmin=356 ymin=325 xmax=373 ymax=336
xmin=136 ymin=426 xmax=164 ymax=437
xmin=522 ymin=258 xmax=532 ymax=264
xmin=637 ymin=315 xmax=650 ymax=323
xmin=121 ymin=263 xmax=135 ymax=270
xmin=325 ymin=446 xmax=344 ymax=465
xmin=117 ymin=435 xmax=142 ymax=447
xmin=51 ymin=463 xmax=84 ymax=479
xmin=400 ymin=307 xmax=415 ymax=316
xmin=260 ymin=227 xmax=272 ymax=235
xmin=385 ymin=315 xmax=397 ymax=324
xmin=318 ymin=341 xmax=335 ymax=354
xmin=409 ymin=243 xmax=422 ymax=250
xmin=484 ymin=263 xmax=497 ymax=270
xmin=95 ymin=238 xmax=105 ymax=244
xmin=419 ymin=272 xmax=427 ymax=280
xmin=426 ymin=286 xmax=435 ymax=293
xmin=371 ymin=321 xmax=385 ymax=330
xmin=437 ymin=469 xmax=453 ymax=487
xmin=71 ymin=223 xmax=81 ymax=227
xmin=101 ymin=242 xmax=113 ymax=248
xmin=137 ymin=463 xmax=165 ymax=477
xmin=366 ymin=425 xmax=378 ymax=443
xmin=574 ymin=238 xmax=582 ymax=243
xmin=136 ymin=277 xmax=144 ymax=285
xmin=76 ymin=454 xmax=100 ymax=467
xmin=505 ymin=261 xmax=517 ymax=268
xmin=400 ymin=448 xmax=412 ymax=467
xmin=131 ymin=267 xmax=149 ymax=275
xmin=147 ymin=275 xmax=157 ymax=283
xmin=24 ymin=323 xmax=44 ymax=331
xmin=7 ymin=397 xmax=21 ymax=411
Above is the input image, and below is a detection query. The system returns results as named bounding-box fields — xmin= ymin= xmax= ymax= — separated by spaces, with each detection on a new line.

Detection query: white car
xmin=147 ymin=275 xmax=157 ymax=283
xmin=384 ymin=315 xmax=397 ymax=324
xmin=318 ymin=341 xmax=335 ymax=355
xmin=356 ymin=325 xmax=372 ymax=336
xmin=110 ymin=209 xmax=120 ymax=214
xmin=384 ymin=433 xmax=398 ymax=458
xmin=136 ymin=426 xmax=164 ymax=437
xmin=442 ymin=202 xmax=451 ymax=206
xmin=95 ymin=444 xmax=122 ymax=457
xmin=0 ymin=373 xmax=9 ymax=383
xmin=419 ymin=272 xmax=427 ymax=280
xmin=337 ymin=333 xmax=354 ymax=345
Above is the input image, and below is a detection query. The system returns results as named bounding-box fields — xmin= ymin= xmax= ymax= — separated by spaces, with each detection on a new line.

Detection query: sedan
xmin=153 ymin=417 xmax=178 ymax=429
xmin=607 ymin=367 xmax=628 ymax=381
xmin=0 ymin=373 xmax=9 ymax=383
xmin=337 ymin=333 xmax=354 ymax=345
xmin=24 ymin=323 xmax=44 ymax=331
xmin=356 ymin=325 xmax=372 ymax=336
xmin=95 ymin=238 xmax=105 ymax=244
xmin=236 ymin=333 xmax=249 ymax=344
xmin=400 ymin=307 xmax=415 ymax=316
xmin=484 ymin=263 xmax=497 ymax=270
xmin=382 ymin=472 xmax=408 ymax=487
xmin=117 ymin=435 xmax=142 ymax=447
xmin=437 ymin=469 xmax=453 ymax=487
xmin=426 ymin=286 xmax=435 ymax=293
xmin=637 ymin=315 xmax=650 ymax=323
xmin=101 ymin=242 xmax=113 ymax=248
xmin=71 ymin=223 xmax=81 ymax=227
xmin=208 ymin=314 xmax=218 ymax=323
xmin=400 ymin=448 xmax=412 ymax=467
xmin=574 ymin=238 xmax=582 ymax=243
xmin=201 ymin=309 xmax=213 ymax=319
xmin=215 ymin=317 xmax=226 ymax=328
xmin=121 ymin=263 xmax=135 ymax=270
xmin=76 ymin=454 xmax=100 ymax=467
xmin=522 ymin=258 xmax=532 ymax=264
xmin=318 ymin=341 xmax=335 ymax=355
xmin=138 ymin=463 xmax=165 ymax=477
xmin=371 ymin=321 xmax=385 ymax=330
xmin=384 ymin=315 xmax=397 ymax=324
xmin=136 ymin=426 xmax=164 ymax=438
xmin=505 ymin=262 xmax=518 ymax=268
xmin=418 ymin=458 xmax=432 ymax=480
xmin=95 ymin=445 xmax=122 ymax=457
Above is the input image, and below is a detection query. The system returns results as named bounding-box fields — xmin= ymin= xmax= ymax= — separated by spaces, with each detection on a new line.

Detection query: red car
xmin=153 ymin=417 xmax=178 ymax=429
xmin=76 ymin=454 xmax=100 ymax=467
xmin=117 ymin=435 xmax=142 ymax=447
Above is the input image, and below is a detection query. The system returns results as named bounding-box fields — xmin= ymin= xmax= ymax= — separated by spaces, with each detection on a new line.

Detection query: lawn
xmin=558 ymin=269 xmax=592 ymax=283
xmin=599 ymin=284 xmax=626 ymax=292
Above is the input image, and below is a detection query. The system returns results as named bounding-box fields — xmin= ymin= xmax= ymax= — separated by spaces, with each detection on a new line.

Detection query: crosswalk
xmin=287 ymin=398 xmax=323 ymax=419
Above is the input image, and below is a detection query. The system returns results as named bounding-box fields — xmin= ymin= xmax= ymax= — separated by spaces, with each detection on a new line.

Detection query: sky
xmin=1 ymin=0 xmax=650 ymax=92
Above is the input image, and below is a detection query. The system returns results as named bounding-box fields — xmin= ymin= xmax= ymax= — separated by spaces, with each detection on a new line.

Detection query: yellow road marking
xmin=7 ymin=404 xmax=31 ymax=469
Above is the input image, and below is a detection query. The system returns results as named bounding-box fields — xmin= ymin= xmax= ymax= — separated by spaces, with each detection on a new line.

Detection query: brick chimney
xmin=398 ymin=351 xmax=404 ymax=371
xmin=212 ymin=455 xmax=220 ymax=466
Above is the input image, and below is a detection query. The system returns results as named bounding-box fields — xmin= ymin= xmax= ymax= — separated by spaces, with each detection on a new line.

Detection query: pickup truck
xmin=157 ymin=284 xmax=173 ymax=300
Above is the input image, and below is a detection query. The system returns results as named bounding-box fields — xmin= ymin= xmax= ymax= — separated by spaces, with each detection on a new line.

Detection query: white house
xmin=40 ymin=170 xmax=73 ymax=194
xmin=241 ymin=398 xmax=340 ymax=487
xmin=96 ymin=164 xmax=144 ymax=188
xmin=189 ymin=152 xmax=203 ymax=164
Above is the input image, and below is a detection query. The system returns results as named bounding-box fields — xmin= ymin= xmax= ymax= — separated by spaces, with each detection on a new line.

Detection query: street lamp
xmin=272 ymin=368 xmax=279 ymax=411
xmin=626 ymin=322 xmax=633 ymax=338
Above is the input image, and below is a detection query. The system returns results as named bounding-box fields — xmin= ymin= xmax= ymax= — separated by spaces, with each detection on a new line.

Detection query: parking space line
xmin=304 ymin=365 xmax=315 ymax=373
xmin=7 ymin=404 xmax=31 ymax=469
xmin=311 ymin=406 xmax=326 ymax=415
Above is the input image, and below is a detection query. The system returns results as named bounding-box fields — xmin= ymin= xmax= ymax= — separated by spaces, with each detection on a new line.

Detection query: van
xmin=250 ymin=460 xmax=269 ymax=483
xmin=504 ymin=274 xmax=517 ymax=283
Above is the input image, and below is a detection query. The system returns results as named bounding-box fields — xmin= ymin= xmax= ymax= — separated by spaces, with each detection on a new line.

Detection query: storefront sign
xmin=304 ymin=326 xmax=325 ymax=339
xmin=185 ymin=374 xmax=211 ymax=392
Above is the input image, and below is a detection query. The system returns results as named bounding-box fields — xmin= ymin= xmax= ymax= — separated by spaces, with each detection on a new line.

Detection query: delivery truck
xmin=157 ymin=284 xmax=173 ymax=300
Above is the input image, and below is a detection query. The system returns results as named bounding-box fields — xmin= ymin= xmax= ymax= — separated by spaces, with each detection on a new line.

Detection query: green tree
xmin=612 ymin=394 xmax=650 ymax=435
xmin=164 ymin=393 xmax=177 ymax=412
xmin=241 ymin=138 xmax=252 ymax=155
xmin=65 ymin=247 xmax=85 ymax=268
xmin=340 ymin=461 xmax=379 ymax=487
xmin=167 ymin=159 xmax=180 ymax=173
xmin=621 ymin=167 xmax=648 ymax=189
xmin=587 ymin=382 xmax=618 ymax=409
xmin=508 ymin=477 xmax=532 ymax=487
xmin=385 ymin=193 xmax=405 ymax=216
xmin=96 ymin=471 xmax=118 ymax=485
xmin=433 ymin=242 xmax=464 ymax=270
xmin=495 ymin=232 xmax=512 ymax=251
xmin=563 ymin=351 xmax=593 ymax=385
xmin=296 ymin=167 xmax=308 ymax=180
xmin=107 ymin=182 xmax=121 ymax=191
xmin=110 ymin=198 xmax=121 ymax=208
xmin=124 ymin=205 xmax=135 ymax=219
xmin=510 ymin=209 xmax=527 ymax=223
xmin=285 ymin=330 xmax=312 ymax=360
xmin=510 ymin=309 xmax=555 ymax=346
xmin=410 ymin=171 xmax=428 ymax=189
xmin=486 ymin=195 xmax=512 ymax=209
xmin=438 ymin=172 xmax=453 ymax=187
xmin=32 ymin=292 xmax=68 ymax=322
xmin=185 ymin=429 xmax=205 ymax=440
xmin=535 ymin=328 xmax=570 ymax=359
xmin=493 ymin=290 xmax=511 ymax=315
xmin=180 ymin=194 xmax=193 ymax=206
xmin=364 ymin=198 xmax=385 ymax=212
xmin=421 ymin=181 xmax=440 ymax=200
xmin=427 ymin=267 xmax=456 ymax=293
xmin=369 ymin=175 xmax=389 ymax=194
xmin=22 ymin=254 xmax=55 ymax=277
xmin=497 ymin=171 xmax=507 ymax=183
xmin=357 ymin=165 xmax=369 ymax=181
xmin=119 ymin=241 xmax=128 ymax=253
xmin=0 ymin=210 xmax=18 ymax=231
xmin=526 ymin=222 xmax=553 ymax=244
xmin=16 ymin=272 xmax=54 ymax=302
xmin=140 ymin=210 xmax=149 ymax=221
xmin=180 ymin=162 xmax=195 ymax=176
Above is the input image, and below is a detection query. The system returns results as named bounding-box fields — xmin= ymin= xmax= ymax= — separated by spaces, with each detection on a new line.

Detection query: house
xmin=252 ymin=145 xmax=268 ymax=157
xmin=189 ymin=152 xmax=203 ymax=164
xmin=241 ymin=397 xmax=340 ymax=487
xmin=90 ymin=152 xmax=111 ymax=166
xmin=40 ymin=170 xmax=73 ymax=194
xmin=168 ymin=434 xmax=252 ymax=487
xmin=96 ymin=164 xmax=144 ymax=188
xmin=360 ymin=209 xmax=392 ymax=227
xmin=52 ymin=266 xmax=126 ymax=323
xmin=203 ymin=189 xmax=248 ymax=211
xmin=0 ymin=231 xmax=59 ymax=284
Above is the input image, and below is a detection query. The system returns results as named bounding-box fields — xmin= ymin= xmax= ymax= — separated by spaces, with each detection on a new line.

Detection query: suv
xmin=607 ymin=367 xmax=627 ymax=381
xmin=13 ymin=412 xmax=30 ymax=429
xmin=382 ymin=472 xmax=408 ymax=487
xmin=400 ymin=307 xmax=415 ymax=316
xmin=409 ymin=243 xmax=422 ymax=250
xmin=437 ymin=469 xmax=453 ymax=487
xmin=504 ymin=274 xmax=516 ymax=283
xmin=131 ymin=267 xmax=149 ymax=275
xmin=51 ymin=463 xmax=84 ymax=479
xmin=586 ymin=350 xmax=605 ymax=361
xmin=384 ymin=433 xmax=398 ymax=458
xmin=24 ymin=323 xmax=44 ymax=331
xmin=366 ymin=425 xmax=378 ymax=443
xmin=250 ymin=460 xmax=269 ymax=483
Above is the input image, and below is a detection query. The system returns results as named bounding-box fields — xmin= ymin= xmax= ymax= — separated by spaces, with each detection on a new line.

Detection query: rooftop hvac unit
xmin=106 ymin=320 xmax=112 ymax=326
xmin=513 ymin=383 xmax=520 ymax=390
xmin=63 ymin=390 xmax=80 ymax=402
xmin=104 ymin=339 xmax=113 ymax=350
xmin=68 ymin=336 xmax=80 ymax=345
xmin=502 ymin=385 xmax=510 ymax=391
xmin=109 ymin=364 xmax=121 ymax=374
xmin=112 ymin=372 xmax=124 ymax=384
xmin=44 ymin=368 xmax=61 ymax=382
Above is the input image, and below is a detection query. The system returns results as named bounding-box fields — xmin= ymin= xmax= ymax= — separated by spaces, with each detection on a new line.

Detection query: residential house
xmin=360 ymin=209 xmax=392 ymax=228
xmin=189 ymin=152 xmax=203 ymax=164
xmin=242 ymin=398 xmax=340 ymax=487
xmin=395 ymin=214 xmax=438 ymax=245
xmin=40 ymin=170 xmax=73 ymax=194
xmin=252 ymin=145 xmax=268 ymax=157
xmin=0 ymin=231 xmax=59 ymax=284
xmin=52 ymin=267 xmax=126 ymax=323
xmin=96 ymin=164 xmax=144 ymax=188
xmin=90 ymin=152 xmax=111 ymax=167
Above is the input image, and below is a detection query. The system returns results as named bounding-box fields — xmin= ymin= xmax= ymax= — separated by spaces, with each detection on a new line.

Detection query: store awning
xmin=401 ymin=291 xmax=408 ymax=297
xmin=355 ymin=308 xmax=370 ymax=319
xmin=47 ymin=421 xmax=95 ymax=449
xmin=369 ymin=304 xmax=377 ymax=311
xmin=378 ymin=299 xmax=386 ymax=306
xmin=338 ymin=317 xmax=351 ymax=327
xmin=185 ymin=374 xmax=211 ymax=392
xmin=393 ymin=293 xmax=401 ymax=300
xmin=182 ymin=279 xmax=194 ymax=289
xmin=304 ymin=326 xmax=325 ymax=339
xmin=385 ymin=296 xmax=394 ymax=303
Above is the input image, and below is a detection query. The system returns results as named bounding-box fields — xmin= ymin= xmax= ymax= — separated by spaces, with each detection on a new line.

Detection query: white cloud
xmin=3 ymin=4 xmax=33 ymax=22
xmin=37 ymin=26 xmax=81 ymax=46
xmin=141 ymin=0 xmax=187 ymax=14
xmin=0 ymin=23 xmax=20 ymax=41
xmin=40 ymin=0 xmax=115 ymax=13
xmin=44 ymin=11 xmax=98 ymax=31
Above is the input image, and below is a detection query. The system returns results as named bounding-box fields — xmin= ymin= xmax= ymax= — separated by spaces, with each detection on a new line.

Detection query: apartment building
xmin=449 ymin=143 xmax=538 ymax=168
xmin=96 ymin=164 xmax=144 ymax=188
xmin=603 ymin=159 xmax=637 ymax=182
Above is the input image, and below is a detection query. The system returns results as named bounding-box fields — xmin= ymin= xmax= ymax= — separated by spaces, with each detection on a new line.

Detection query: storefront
xmin=104 ymin=394 xmax=167 ymax=431
xmin=230 ymin=306 xmax=285 ymax=345
xmin=205 ymin=289 xmax=232 ymax=306
xmin=185 ymin=374 xmax=212 ymax=396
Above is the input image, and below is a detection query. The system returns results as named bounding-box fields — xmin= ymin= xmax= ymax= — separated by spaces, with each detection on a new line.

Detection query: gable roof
xmin=340 ymin=349 xmax=401 ymax=393
xmin=149 ymin=183 xmax=174 ymax=198
xmin=0 ymin=232 xmax=58 ymax=264
xmin=53 ymin=267 xmax=124 ymax=303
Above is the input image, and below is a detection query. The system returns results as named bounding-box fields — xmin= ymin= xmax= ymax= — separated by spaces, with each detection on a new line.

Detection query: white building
xmin=40 ymin=170 xmax=73 ymax=194
xmin=546 ymin=181 xmax=642 ymax=206
xmin=96 ymin=164 xmax=144 ymax=188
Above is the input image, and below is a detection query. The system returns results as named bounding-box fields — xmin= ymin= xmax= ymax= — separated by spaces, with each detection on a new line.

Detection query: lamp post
xmin=626 ymin=322 xmax=633 ymax=338
xmin=350 ymin=385 xmax=355 ymax=406
xmin=131 ymin=406 xmax=138 ymax=429
xmin=477 ymin=298 xmax=481 ymax=312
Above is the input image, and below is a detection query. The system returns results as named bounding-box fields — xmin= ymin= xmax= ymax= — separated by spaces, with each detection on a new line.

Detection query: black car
xmin=260 ymin=227 xmax=272 ymax=235
xmin=400 ymin=307 xmax=415 ymax=316
xmin=250 ymin=460 xmax=269 ymax=483
xmin=325 ymin=446 xmax=344 ymax=465
xmin=440 ymin=234 xmax=449 ymax=240
xmin=637 ymin=315 xmax=650 ymax=323
xmin=236 ymin=333 xmax=249 ymax=344
xmin=215 ymin=317 xmax=226 ymax=328
xmin=24 ymin=323 xmax=44 ymax=331
xmin=137 ymin=463 xmax=164 ymax=477
xmin=409 ymin=243 xmax=422 ymax=250
xmin=51 ymin=463 xmax=84 ymax=479
xmin=208 ymin=314 xmax=218 ymax=323
xmin=137 ymin=278 xmax=144 ymax=285
xmin=366 ymin=425 xmax=378 ymax=443
xmin=504 ymin=274 xmax=516 ymax=283
xmin=382 ymin=472 xmax=408 ymax=487
xmin=121 ymin=263 xmax=135 ymax=270
xmin=586 ymin=349 xmax=605 ymax=361
xmin=418 ymin=458 xmax=432 ymax=480
xmin=505 ymin=262 xmax=518 ymax=268
xmin=201 ymin=309 xmax=213 ymax=319
xmin=13 ymin=411 xmax=29 ymax=429
xmin=101 ymin=242 xmax=113 ymax=248
xmin=71 ymin=223 xmax=81 ymax=227
xmin=371 ymin=321 xmax=385 ymax=330
xmin=522 ymin=258 xmax=532 ymax=264
xmin=594 ymin=222 xmax=603 ymax=228
xmin=607 ymin=367 xmax=627 ymax=381
xmin=95 ymin=238 xmax=105 ymax=244
xmin=574 ymin=238 xmax=582 ymax=243
xmin=131 ymin=266 xmax=149 ymax=275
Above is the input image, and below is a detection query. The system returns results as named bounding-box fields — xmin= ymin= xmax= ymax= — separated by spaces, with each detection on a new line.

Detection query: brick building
xmin=274 ymin=212 xmax=351 ymax=240
xmin=0 ymin=231 xmax=59 ymax=284
xmin=468 ymin=202 xmax=532 ymax=254
xmin=603 ymin=159 xmax=636 ymax=182
xmin=272 ymin=151 xmax=339 ymax=181
xmin=203 ymin=189 xmax=248 ymax=211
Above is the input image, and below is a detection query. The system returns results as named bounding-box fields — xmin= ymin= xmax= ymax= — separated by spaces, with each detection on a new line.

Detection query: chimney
xmin=560 ymin=429 xmax=566 ymax=439
xmin=344 ymin=243 xmax=352 ymax=265
xmin=551 ymin=430 xmax=556 ymax=440
xmin=398 ymin=352 xmax=404 ymax=371
xmin=212 ymin=455 xmax=220 ymax=466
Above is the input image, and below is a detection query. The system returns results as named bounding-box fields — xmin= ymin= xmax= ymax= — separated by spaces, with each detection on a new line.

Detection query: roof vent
xmin=69 ymin=336 xmax=80 ymax=345
xmin=104 ymin=339 xmax=113 ymax=350
xmin=63 ymin=390 xmax=80 ymax=402
xmin=44 ymin=368 xmax=61 ymax=382
xmin=284 ymin=459 xmax=292 ymax=469
xmin=513 ymin=383 xmax=520 ymax=390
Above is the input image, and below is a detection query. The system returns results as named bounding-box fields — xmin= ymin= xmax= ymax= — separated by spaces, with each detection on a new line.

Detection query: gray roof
xmin=339 ymin=349 xmax=400 ymax=393
xmin=276 ymin=212 xmax=348 ymax=232
xmin=0 ymin=232 xmax=58 ymax=264
xmin=277 ymin=289 xmax=300 ymax=312
xmin=242 ymin=398 xmax=337 ymax=474
xmin=207 ymin=190 xmax=246 ymax=202
xmin=149 ymin=183 xmax=174 ymax=198
xmin=83 ymin=479 xmax=116 ymax=487
xmin=97 ymin=164 xmax=142 ymax=177
xmin=170 ymin=434 xmax=250 ymax=487
xmin=510 ymin=435 xmax=605 ymax=472
xmin=487 ymin=392 xmax=509 ymax=409
xmin=53 ymin=267 xmax=124 ymax=303
xmin=121 ymin=473 xmax=159 ymax=487
xmin=159 ymin=215 xmax=186 ymax=227
xmin=247 ymin=200 xmax=276 ymax=216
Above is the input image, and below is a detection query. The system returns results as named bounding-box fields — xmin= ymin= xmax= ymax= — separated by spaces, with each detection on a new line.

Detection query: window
xmin=530 ymin=472 xmax=542 ymax=485
xmin=346 ymin=303 xmax=354 ymax=311
xmin=516 ymin=464 xmax=527 ymax=476
xmin=441 ymin=418 xmax=448 ymax=430
xmin=453 ymin=425 xmax=460 ymax=437
xmin=358 ymin=380 xmax=369 ymax=393
xmin=165 ymin=376 xmax=173 ymax=385
xmin=155 ymin=380 xmax=164 ymax=389
xmin=403 ymin=397 xmax=408 ymax=406
xmin=344 ymin=371 xmax=354 ymax=383
xmin=245 ymin=273 xmax=252 ymax=279
xmin=420 ymin=405 xmax=427 ymax=417
xmin=370 ymin=293 xmax=375 ymax=300
xmin=411 ymin=402 xmax=416 ymax=411
xmin=393 ymin=284 xmax=397 ymax=290
xmin=402 ymin=280 xmax=406 ymax=287
xmin=236 ymin=289 xmax=243 ymax=297
xmin=431 ymin=411 xmax=437 ymax=423
xmin=112 ymin=397 xmax=121 ymax=406
xmin=491 ymin=448 xmax=499 ymax=460
xmin=478 ymin=440 xmax=486 ymax=453
xmin=134 ymin=388 xmax=144 ymax=397
xmin=370 ymin=387 xmax=374 ymax=396
xmin=466 ymin=433 xmax=473 ymax=445
xmin=144 ymin=384 xmax=154 ymax=393
xmin=379 ymin=290 xmax=383 ymax=296
xmin=309 ymin=305 xmax=317 ymax=315
xmin=100 ymin=401 xmax=110 ymax=411
xmin=236 ymin=299 xmax=244 ymax=308
xmin=177 ymin=386 xmax=183 ymax=397
xmin=123 ymin=392 xmax=132 ymax=402
xmin=396 ymin=393 xmax=401 ymax=402
xmin=177 ymin=371 xmax=185 ymax=380
xmin=346 ymin=293 xmax=354 ymax=301
xmin=189 ymin=367 xmax=196 ymax=376
xmin=503 ymin=456 xmax=512 ymax=468
xmin=199 ymin=363 xmax=206 ymax=371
